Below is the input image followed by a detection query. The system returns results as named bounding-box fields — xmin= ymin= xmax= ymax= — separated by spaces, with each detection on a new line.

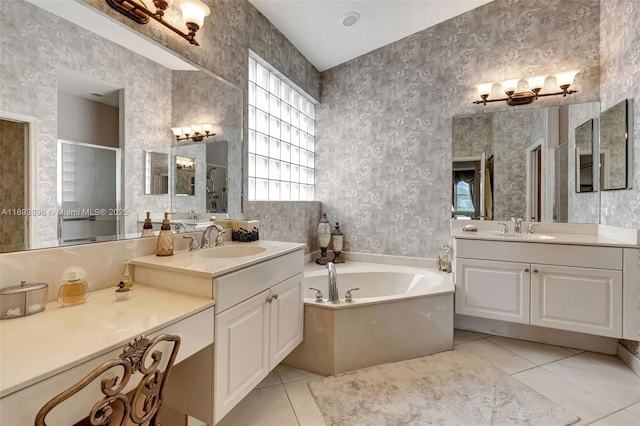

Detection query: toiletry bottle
xmin=141 ymin=212 xmax=154 ymax=237
xmin=57 ymin=271 xmax=90 ymax=306
xmin=156 ymin=212 xmax=174 ymax=256
xmin=121 ymin=263 xmax=134 ymax=289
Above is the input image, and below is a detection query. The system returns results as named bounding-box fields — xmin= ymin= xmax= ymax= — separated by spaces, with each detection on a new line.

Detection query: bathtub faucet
xmin=327 ymin=262 xmax=339 ymax=303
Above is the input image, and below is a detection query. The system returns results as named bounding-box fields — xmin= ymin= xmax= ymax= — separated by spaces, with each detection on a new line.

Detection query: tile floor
xmin=216 ymin=330 xmax=640 ymax=425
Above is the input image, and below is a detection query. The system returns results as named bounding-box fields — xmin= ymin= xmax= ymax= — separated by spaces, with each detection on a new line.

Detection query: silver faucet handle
xmin=527 ymin=223 xmax=539 ymax=234
xmin=309 ymin=287 xmax=324 ymax=302
xmin=183 ymin=235 xmax=199 ymax=251
xmin=215 ymin=229 xmax=225 ymax=246
xmin=498 ymin=223 xmax=509 ymax=233
xmin=345 ymin=287 xmax=360 ymax=303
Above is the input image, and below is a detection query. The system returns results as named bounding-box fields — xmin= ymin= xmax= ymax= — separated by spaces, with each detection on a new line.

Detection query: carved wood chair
xmin=35 ymin=334 xmax=181 ymax=426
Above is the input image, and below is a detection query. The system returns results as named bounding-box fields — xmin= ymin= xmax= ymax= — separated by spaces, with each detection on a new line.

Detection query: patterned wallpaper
xmin=0 ymin=120 xmax=27 ymax=253
xmin=316 ymin=0 xmax=601 ymax=257
xmin=599 ymin=0 xmax=640 ymax=229
xmin=83 ymin=0 xmax=322 ymax=253
xmin=0 ymin=0 xmax=174 ymax=243
xmin=491 ymin=110 xmax=531 ymax=221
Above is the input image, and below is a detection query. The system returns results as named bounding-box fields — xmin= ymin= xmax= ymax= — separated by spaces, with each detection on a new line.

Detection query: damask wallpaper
xmin=82 ymin=0 xmax=322 ymax=252
xmin=317 ymin=0 xmax=601 ymax=257
xmin=599 ymin=0 xmax=640 ymax=231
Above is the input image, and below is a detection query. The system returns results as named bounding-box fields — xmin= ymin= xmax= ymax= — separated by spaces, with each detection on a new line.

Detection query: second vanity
xmin=451 ymin=221 xmax=640 ymax=344
xmin=129 ymin=240 xmax=305 ymax=424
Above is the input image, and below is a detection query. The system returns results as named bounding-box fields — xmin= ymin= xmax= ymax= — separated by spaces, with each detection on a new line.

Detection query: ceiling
xmin=249 ymin=0 xmax=493 ymax=72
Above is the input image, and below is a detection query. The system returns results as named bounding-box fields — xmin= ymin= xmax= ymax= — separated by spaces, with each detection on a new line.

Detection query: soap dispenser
xmin=141 ymin=212 xmax=154 ymax=237
xmin=156 ymin=212 xmax=174 ymax=256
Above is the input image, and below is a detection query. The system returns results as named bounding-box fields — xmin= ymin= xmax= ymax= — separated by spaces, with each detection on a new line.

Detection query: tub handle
xmin=309 ymin=287 xmax=324 ymax=302
xmin=345 ymin=287 xmax=360 ymax=303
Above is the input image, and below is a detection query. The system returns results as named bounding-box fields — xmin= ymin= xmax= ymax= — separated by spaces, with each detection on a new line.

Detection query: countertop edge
xmin=0 ymin=286 xmax=215 ymax=398
xmin=129 ymin=242 xmax=306 ymax=278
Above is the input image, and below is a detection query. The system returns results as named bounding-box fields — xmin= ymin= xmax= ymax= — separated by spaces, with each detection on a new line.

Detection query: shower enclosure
xmin=57 ymin=139 xmax=122 ymax=245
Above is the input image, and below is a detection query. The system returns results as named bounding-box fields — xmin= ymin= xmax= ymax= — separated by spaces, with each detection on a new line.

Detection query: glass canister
xmin=0 ymin=281 xmax=49 ymax=319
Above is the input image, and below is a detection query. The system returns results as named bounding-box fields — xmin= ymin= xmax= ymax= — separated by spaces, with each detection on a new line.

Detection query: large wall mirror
xmin=600 ymin=99 xmax=633 ymax=190
xmin=452 ymin=102 xmax=601 ymax=224
xmin=0 ymin=0 xmax=242 ymax=253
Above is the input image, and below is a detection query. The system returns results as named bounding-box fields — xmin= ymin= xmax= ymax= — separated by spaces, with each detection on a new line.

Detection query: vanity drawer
xmin=214 ymin=249 xmax=304 ymax=313
xmin=455 ymin=239 xmax=622 ymax=270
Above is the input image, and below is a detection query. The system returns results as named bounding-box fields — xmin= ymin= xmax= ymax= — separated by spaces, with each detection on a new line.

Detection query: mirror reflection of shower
xmin=206 ymin=141 xmax=228 ymax=213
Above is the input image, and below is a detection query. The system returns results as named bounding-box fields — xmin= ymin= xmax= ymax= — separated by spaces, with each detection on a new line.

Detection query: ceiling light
xmin=340 ymin=12 xmax=360 ymax=28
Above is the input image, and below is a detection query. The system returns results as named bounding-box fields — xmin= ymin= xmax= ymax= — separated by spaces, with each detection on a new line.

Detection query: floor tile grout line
xmin=281 ymin=379 xmax=303 ymax=426
xmin=583 ymin=406 xmax=630 ymax=425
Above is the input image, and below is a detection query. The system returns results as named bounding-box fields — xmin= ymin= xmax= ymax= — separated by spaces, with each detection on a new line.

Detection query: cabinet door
xmin=269 ymin=273 xmax=304 ymax=369
xmin=455 ymin=258 xmax=531 ymax=324
xmin=214 ymin=289 xmax=270 ymax=424
xmin=530 ymin=264 xmax=622 ymax=338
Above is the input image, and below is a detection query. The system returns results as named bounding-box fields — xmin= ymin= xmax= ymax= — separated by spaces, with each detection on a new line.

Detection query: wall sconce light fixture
xmin=107 ymin=0 xmax=210 ymax=46
xmin=171 ymin=124 xmax=216 ymax=142
xmin=473 ymin=70 xmax=579 ymax=106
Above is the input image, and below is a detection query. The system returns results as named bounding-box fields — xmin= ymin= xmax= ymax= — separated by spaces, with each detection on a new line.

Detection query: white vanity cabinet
xmin=214 ymin=273 xmax=303 ymax=422
xmin=137 ymin=245 xmax=306 ymax=425
xmin=454 ymin=238 xmax=625 ymax=338
xmin=455 ymin=258 xmax=531 ymax=324
xmin=530 ymin=264 xmax=621 ymax=337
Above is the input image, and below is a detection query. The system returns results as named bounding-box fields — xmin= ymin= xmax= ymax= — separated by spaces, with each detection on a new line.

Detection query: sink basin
xmin=198 ymin=245 xmax=267 ymax=258
xmin=489 ymin=232 xmax=555 ymax=240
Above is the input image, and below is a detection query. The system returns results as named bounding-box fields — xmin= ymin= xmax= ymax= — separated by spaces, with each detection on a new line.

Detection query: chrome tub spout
xmin=327 ymin=262 xmax=339 ymax=303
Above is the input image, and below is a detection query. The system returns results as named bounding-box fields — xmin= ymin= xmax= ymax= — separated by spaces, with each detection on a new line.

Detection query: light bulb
xmin=202 ymin=123 xmax=213 ymax=133
xmin=555 ymin=70 xmax=579 ymax=86
xmin=178 ymin=0 xmax=210 ymax=29
xmin=500 ymin=78 xmax=520 ymax=93
xmin=182 ymin=127 xmax=192 ymax=135
xmin=191 ymin=125 xmax=202 ymax=134
xmin=526 ymin=75 xmax=547 ymax=90
xmin=475 ymin=82 xmax=494 ymax=97
xmin=171 ymin=127 xmax=183 ymax=137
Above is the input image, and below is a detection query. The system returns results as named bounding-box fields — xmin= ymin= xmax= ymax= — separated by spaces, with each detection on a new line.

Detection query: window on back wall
xmin=248 ymin=54 xmax=315 ymax=201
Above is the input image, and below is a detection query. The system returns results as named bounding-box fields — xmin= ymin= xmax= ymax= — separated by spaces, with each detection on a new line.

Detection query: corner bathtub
xmin=283 ymin=262 xmax=454 ymax=375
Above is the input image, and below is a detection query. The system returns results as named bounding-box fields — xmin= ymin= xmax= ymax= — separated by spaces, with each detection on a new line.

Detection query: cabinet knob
xmin=266 ymin=297 xmax=273 ymax=303
xmin=272 ymin=294 xmax=279 ymax=300
xmin=533 ymin=269 xmax=539 ymax=273
xmin=524 ymin=268 xmax=530 ymax=273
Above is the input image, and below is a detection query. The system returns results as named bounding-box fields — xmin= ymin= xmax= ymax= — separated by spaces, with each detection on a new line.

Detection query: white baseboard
xmin=617 ymin=342 xmax=640 ymax=377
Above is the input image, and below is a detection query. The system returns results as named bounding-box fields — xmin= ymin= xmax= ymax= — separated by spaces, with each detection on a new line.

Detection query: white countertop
xmin=0 ymin=285 xmax=214 ymax=398
xmin=129 ymin=240 xmax=306 ymax=278
xmin=451 ymin=229 xmax=638 ymax=248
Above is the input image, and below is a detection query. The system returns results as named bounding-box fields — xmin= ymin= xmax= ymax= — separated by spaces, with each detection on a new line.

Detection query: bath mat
xmin=309 ymin=350 xmax=579 ymax=426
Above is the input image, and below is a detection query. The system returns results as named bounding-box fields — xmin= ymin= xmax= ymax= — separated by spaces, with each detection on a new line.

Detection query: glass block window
xmin=248 ymin=55 xmax=315 ymax=201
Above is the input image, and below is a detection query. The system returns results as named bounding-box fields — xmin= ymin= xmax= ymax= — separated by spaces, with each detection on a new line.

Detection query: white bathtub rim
xmin=302 ymin=261 xmax=453 ymax=309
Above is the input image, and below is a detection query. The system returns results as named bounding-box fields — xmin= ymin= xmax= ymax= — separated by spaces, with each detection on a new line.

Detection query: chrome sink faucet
xmin=327 ymin=262 xmax=339 ymax=303
xmin=527 ymin=223 xmax=539 ymax=234
xmin=201 ymin=224 xmax=225 ymax=248
xmin=514 ymin=218 xmax=523 ymax=233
